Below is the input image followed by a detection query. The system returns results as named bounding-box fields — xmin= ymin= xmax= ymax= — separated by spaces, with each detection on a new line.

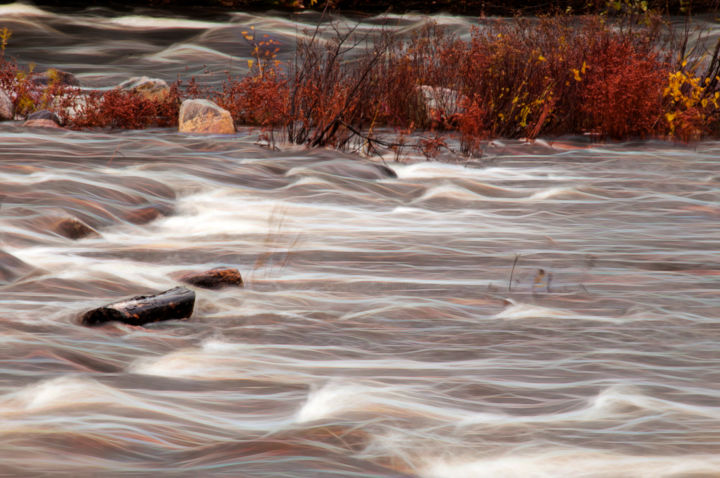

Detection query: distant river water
xmin=1 ymin=3 xmax=720 ymax=477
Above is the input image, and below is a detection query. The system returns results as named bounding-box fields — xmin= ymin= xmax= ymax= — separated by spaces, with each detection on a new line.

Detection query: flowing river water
xmin=1 ymin=3 xmax=720 ymax=477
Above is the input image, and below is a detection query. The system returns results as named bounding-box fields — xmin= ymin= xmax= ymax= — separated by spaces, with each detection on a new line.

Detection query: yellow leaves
xmin=571 ymin=61 xmax=587 ymax=82
xmin=247 ymin=59 xmax=254 ymax=69
xmin=0 ymin=27 xmax=11 ymax=55
xmin=664 ymin=67 xmax=718 ymax=138
xmin=537 ymin=55 xmax=547 ymax=62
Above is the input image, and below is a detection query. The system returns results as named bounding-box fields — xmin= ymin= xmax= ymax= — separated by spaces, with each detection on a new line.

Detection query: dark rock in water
xmin=23 ymin=119 xmax=61 ymax=129
xmin=27 ymin=109 xmax=62 ymax=126
xmin=123 ymin=205 xmax=171 ymax=225
xmin=31 ymin=68 xmax=79 ymax=87
xmin=374 ymin=164 xmax=397 ymax=178
xmin=0 ymin=90 xmax=13 ymax=121
xmin=81 ymin=287 xmax=195 ymax=327
xmin=53 ymin=217 xmax=98 ymax=240
xmin=0 ymin=250 xmax=33 ymax=284
xmin=290 ymin=159 xmax=397 ymax=180
xmin=178 ymin=267 xmax=243 ymax=289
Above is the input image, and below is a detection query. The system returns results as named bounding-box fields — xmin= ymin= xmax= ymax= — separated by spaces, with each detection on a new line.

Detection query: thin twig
xmin=508 ymin=254 xmax=519 ymax=293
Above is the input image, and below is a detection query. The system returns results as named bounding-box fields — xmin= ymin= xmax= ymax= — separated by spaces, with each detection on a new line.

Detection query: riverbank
xmin=1 ymin=6 xmax=719 ymax=156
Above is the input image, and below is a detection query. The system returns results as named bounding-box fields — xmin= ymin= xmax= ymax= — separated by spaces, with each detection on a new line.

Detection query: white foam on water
xmin=129 ymin=347 xmax=249 ymax=380
xmin=0 ymin=2 xmax=53 ymax=17
xmin=294 ymin=380 xmax=457 ymax=424
xmin=6 ymin=245 xmax=179 ymax=290
xmin=412 ymin=183 xmax=490 ymax=203
xmin=394 ymin=162 xmax=562 ymax=181
xmin=109 ymin=15 xmax=222 ymax=29
xmin=454 ymin=383 xmax=720 ymax=428
xmin=420 ymin=450 xmax=720 ymax=478
xmin=154 ymin=191 xmax=301 ymax=237
xmin=295 ymin=381 xmax=383 ymax=423
xmin=528 ymin=187 xmax=583 ymax=200
xmin=0 ymin=376 xmax=129 ymax=415
xmin=493 ymin=303 xmax=577 ymax=320
xmin=147 ymin=44 xmax=238 ymax=63
xmin=586 ymin=384 xmax=720 ymax=420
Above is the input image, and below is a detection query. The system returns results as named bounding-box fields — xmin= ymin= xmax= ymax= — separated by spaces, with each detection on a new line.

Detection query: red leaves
xmin=0 ymin=14 xmax=702 ymax=144
xmin=578 ymin=38 xmax=669 ymax=138
xmin=215 ymin=69 xmax=288 ymax=127
xmin=64 ymin=86 xmax=180 ymax=130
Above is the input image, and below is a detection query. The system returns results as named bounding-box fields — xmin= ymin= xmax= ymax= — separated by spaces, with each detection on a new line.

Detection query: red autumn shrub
xmin=579 ymin=37 xmax=669 ymax=138
xmin=66 ymin=85 xmax=180 ymax=130
xmin=215 ymin=67 xmax=288 ymax=127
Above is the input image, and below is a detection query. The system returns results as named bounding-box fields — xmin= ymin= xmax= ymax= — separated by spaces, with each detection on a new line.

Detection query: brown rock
xmin=31 ymin=68 xmax=79 ymax=87
xmin=53 ymin=217 xmax=98 ymax=240
xmin=118 ymin=76 xmax=170 ymax=101
xmin=178 ymin=99 xmax=235 ymax=134
xmin=81 ymin=286 xmax=195 ymax=326
xmin=123 ymin=206 xmax=167 ymax=225
xmin=23 ymin=119 xmax=61 ymax=128
xmin=178 ymin=267 xmax=244 ymax=289
xmin=27 ymin=109 xmax=62 ymax=125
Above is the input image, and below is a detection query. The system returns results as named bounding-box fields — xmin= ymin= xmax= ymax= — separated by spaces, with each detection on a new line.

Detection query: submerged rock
xmin=52 ymin=217 xmax=98 ymax=240
xmin=23 ymin=119 xmax=61 ymax=129
xmin=31 ymin=68 xmax=79 ymax=87
xmin=123 ymin=205 xmax=172 ymax=225
xmin=178 ymin=99 xmax=235 ymax=134
xmin=0 ymin=250 xmax=34 ymax=284
xmin=178 ymin=267 xmax=243 ymax=289
xmin=81 ymin=286 xmax=195 ymax=327
xmin=0 ymin=90 xmax=13 ymax=121
xmin=27 ymin=109 xmax=62 ymax=125
xmin=118 ymin=76 xmax=170 ymax=101
xmin=287 ymin=159 xmax=397 ymax=181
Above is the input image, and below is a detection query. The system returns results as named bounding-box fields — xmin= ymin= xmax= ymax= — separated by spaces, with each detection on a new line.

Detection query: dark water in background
xmin=1 ymin=3 xmax=720 ymax=476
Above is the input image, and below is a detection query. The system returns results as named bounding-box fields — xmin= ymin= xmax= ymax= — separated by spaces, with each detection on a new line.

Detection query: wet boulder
xmin=178 ymin=99 xmax=235 ymax=134
xmin=0 ymin=90 xmax=13 ymax=121
xmin=81 ymin=287 xmax=195 ymax=327
xmin=27 ymin=109 xmax=62 ymax=125
xmin=287 ymin=159 xmax=397 ymax=181
xmin=23 ymin=119 xmax=61 ymax=129
xmin=118 ymin=76 xmax=170 ymax=101
xmin=31 ymin=68 xmax=79 ymax=87
xmin=123 ymin=204 xmax=172 ymax=225
xmin=20 ymin=109 xmax=62 ymax=128
xmin=52 ymin=217 xmax=98 ymax=240
xmin=177 ymin=267 xmax=243 ymax=289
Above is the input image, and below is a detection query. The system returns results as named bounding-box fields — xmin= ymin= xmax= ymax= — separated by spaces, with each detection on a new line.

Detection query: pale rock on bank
xmin=178 ymin=99 xmax=235 ymax=134
xmin=0 ymin=89 xmax=13 ymax=121
xmin=119 ymin=76 xmax=170 ymax=101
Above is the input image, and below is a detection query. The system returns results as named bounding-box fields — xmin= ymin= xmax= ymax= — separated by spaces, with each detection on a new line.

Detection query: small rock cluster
xmin=0 ymin=70 xmax=238 ymax=135
xmin=81 ymin=267 xmax=244 ymax=327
